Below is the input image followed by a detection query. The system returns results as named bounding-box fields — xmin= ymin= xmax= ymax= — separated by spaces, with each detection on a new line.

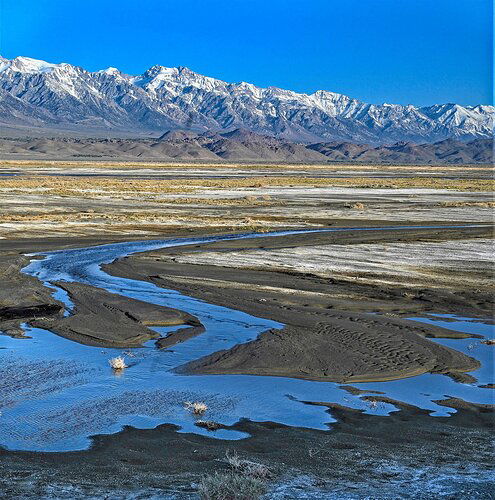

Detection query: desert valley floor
xmin=0 ymin=160 xmax=493 ymax=498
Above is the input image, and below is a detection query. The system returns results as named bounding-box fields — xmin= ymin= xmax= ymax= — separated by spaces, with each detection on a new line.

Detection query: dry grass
xmin=191 ymin=176 xmax=494 ymax=191
xmin=0 ymin=176 xmax=196 ymax=197
xmin=184 ymin=401 xmax=208 ymax=415
xmin=198 ymin=471 xmax=266 ymax=500
xmin=109 ymin=356 xmax=127 ymax=370
xmin=225 ymin=451 xmax=272 ymax=480
xmin=0 ymin=210 xmax=290 ymax=234
xmin=0 ymin=175 xmax=492 ymax=196
xmin=154 ymin=195 xmax=280 ymax=206
xmin=440 ymin=201 xmax=495 ymax=208
xmin=3 ymin=159 xmax=492 ymax=172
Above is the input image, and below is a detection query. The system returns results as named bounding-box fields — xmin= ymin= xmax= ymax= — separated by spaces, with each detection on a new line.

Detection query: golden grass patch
xmin=439 ymin=201 xmax=495 ymax=208
xmin=1 ymin=175 xmax=492 ymax=194
xmin=2 ymin=159 xmax=492 ymax=172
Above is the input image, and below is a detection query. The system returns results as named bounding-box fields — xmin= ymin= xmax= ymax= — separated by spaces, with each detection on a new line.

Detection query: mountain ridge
xmin=0 ymin=128 xmax=491 ymax=164
xmin=0 ymin=55 xmax=493 ymax=144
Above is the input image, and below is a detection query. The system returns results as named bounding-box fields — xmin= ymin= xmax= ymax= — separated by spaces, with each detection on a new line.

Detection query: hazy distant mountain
xmin=0 ymin=129 xmax=491 ymax=164
xmin=0 ymin=56 xmax=493 ymax=144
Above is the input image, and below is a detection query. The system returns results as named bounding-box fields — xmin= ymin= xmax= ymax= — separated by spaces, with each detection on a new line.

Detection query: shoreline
xmin=103 ymin=223 xmax=492 ymax=383
xmin=0 ymin=223 xmax=493 ymax=496
xmin=1 ymin=222 xmax=491 ymax=380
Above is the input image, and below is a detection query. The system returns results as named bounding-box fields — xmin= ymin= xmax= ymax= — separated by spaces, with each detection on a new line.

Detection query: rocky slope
xmin=0 ymin=130 xmax=491 ymax=163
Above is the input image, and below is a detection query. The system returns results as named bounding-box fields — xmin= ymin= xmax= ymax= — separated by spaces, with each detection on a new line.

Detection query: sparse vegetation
xmin=1 ymin=175 xmax=492 ymax=196
xmin=109 ymin=356 xmax=127 ymax=370
xmin=2 ymin=165 xmax=491 ymax=239
xmin=3 ymin=159 xmax=492 ymax=172
xmin=198 ymin=451 xmax=272 ymax=499
xmin=225 ymin=451 xmax=272 ymax=480
xmin=184 ymin=401 xmax=208 ymax=415
xmin=440 ymin=201 xmax=495 ymax=208
xmin=198 ymin=471 xmax=266 ymax=500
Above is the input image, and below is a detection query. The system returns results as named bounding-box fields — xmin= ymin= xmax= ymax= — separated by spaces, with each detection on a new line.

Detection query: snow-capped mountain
xmin=0 ymin=56 xmax=492 ymax=143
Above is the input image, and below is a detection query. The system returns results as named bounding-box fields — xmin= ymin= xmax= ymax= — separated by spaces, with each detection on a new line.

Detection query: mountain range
xmin=1 ymin=129 xmax=491 ymax=164
xmin=0 ymin=56 xmax=493 ymax=144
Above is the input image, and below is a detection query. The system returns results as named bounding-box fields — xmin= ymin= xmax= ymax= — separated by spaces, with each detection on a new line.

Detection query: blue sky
xmin=0 ymin=0 xmax=492 ymax=106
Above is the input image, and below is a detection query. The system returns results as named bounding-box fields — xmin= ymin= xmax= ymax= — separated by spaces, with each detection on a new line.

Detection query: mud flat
xmin=0 ymin=237 xmax=203 ymax=345
xmin=0 ymin=401 xmax=493 ymax=498
xmin=106 ymin=224 xmax=492 ymax=383
xmin=33 ymin=282 xmax=201 ymax=347
xmin=0 ymin=161 xmax=493 ymax=239
xmin=0 ymin=161 xmax=493 ymax=498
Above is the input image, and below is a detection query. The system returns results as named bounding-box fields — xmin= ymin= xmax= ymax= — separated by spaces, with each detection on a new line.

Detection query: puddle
xmin=0 ymin=227 xmax=492 ymax=451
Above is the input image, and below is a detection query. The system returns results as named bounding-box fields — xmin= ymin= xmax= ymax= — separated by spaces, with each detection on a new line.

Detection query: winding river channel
xmin=0 ymin=225 xmax=493 ymax=451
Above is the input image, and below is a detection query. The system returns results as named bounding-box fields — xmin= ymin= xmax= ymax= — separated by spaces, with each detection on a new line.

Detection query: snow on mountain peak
xmin=10 ymin=56 xmax=62 ymax=74
xmin=143 ymin=65 xmax=179 ymax=78
xmin=0 ymin=55 xmax=492 ymax=144
xmin=98 ymin=67 xmax=121 ymax=76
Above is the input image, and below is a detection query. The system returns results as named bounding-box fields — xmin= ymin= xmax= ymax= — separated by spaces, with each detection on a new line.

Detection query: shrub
xmin=184 ymin=401 xmax=208 ymax=415
xmin=108 ymin=356 xmax=127 ymax=370
xmin=198 ymin=471 xmax=266 ymax=500
xmin=344 ymin=202 xmax=365 ymax=210
xmin=225 ymin=451 xmax=272 ymax=480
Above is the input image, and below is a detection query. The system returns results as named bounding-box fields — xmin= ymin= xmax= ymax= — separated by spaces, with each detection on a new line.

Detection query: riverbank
xmin=1 ymin=401 xmax=493 ymax=498
xmin=2 ymin=224 xmax=491 ymax=383
xmin=0 ymin=160 xmax=493 ymax=498
xmin=105 ymin=224 xmax=492 ymax=384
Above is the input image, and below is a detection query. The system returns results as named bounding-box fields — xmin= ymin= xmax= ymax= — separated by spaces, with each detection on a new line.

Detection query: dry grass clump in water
xmin=109 ymin=356 xmax=127 ymax=370
xmin=184 ymin=401 xmax=208 ymax=415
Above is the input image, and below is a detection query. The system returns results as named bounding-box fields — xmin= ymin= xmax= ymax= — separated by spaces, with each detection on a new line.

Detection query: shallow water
xmin=0 ymin=226 xmax=492 ymax=451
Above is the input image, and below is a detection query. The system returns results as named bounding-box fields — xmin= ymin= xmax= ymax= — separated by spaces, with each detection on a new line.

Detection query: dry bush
xmin=108 ymin=356 xmax=127 ymax=370
xmin=225 ymin=451 xmax=272 ymax=480
xmin=198 ymin=471 xmax=266 ymax=500
xmin=344 ymin=202 xmax=366 ymax=210
xmin=184 ymin=401 xmax=208 ymax=415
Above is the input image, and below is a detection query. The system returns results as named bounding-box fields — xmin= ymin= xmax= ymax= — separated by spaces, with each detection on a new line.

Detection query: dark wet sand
xmin=0 ymin=403 xmax=492 ymax=498
xmin=1 ymin=224 xmax=490 ymax=380
xmin=105 ymin=224 xmax=491 ymax=383
xmin=32 ymin=282 xmax=202 ymax=347
xmin=0 ymin=223 xmax=493 ymax=497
